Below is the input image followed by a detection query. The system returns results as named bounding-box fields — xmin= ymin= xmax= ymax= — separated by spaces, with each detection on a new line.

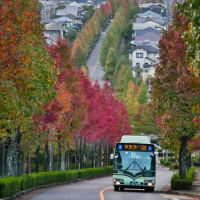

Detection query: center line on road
xmin=99 ymin=186 xmax=113 ymax=200
xmin=91 ymin=61 xmax=99 ymax=78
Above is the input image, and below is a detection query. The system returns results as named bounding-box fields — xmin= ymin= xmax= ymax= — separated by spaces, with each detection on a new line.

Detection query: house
xmin=44 ymin=22 xmax=68 ymax=44
xmin=66 ymin=14 xmax=83 ymax=25
xmin=140 ymin=4 xmax=167 ymax=17
xmin=134 ymin=27 xmax=161 ymax=45
xmin=56 ymin=2 xmax=83 ymax=18
xmin=136 ymin=17 xmax=165 ymax=26
xmin=133 ymin=20 xmax=165 ymax=31
xmin=138 ymin=10 xmax=164 ymax=19
xmin=54 ymin=16 xmax=74 ymax=28
xmin=142 ymin=64 xmax=155 ymax=82
xmin=128 ymin=45 xmax=159 ymax=69
xmin=39 ymin=0 xmax=58 ymax=21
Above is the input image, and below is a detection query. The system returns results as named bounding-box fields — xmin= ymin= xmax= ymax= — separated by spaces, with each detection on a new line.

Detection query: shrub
xmin=164 ymin=161 xmax=171 ymax=166
xmin=0 ymin=166 xmax=113 ymax=198
xmin=169 ymin=163 xmax=179 ymax=170
xmin=0 ymin=177 xmax=21 ymax=198
xmin=171 ymin=166 xmax=195 ymax=190
xmin=168 ymin=157 xmax=176 ymax=162
xmin=160 ymin=158 xmax=164 ymax=165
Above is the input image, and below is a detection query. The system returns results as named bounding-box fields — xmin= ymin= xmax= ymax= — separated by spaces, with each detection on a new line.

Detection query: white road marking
xmin=161 ymin=194 xmax=196 ymax=200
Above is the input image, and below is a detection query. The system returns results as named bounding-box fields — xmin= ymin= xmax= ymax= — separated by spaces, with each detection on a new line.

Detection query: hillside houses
xmin=39 ymin=0 xmax=100 ymax=44
xmin=129 ymin=3 xmax=167 ymax=82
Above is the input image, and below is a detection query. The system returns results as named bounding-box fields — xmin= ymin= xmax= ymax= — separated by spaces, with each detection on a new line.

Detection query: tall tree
xmin=150 ymin=9 xmax=199 ymax=178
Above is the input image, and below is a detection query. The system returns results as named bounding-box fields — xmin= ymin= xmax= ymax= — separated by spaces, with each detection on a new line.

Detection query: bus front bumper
xmin=113 ymin=178 xmax=155 ymax=188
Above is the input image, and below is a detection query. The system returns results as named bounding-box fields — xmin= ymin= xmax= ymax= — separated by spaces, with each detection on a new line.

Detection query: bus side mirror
xmin=150 ymin=153 xmax=155 ymax=158
xmin=110 ymin=153 xmax=114 ymax=160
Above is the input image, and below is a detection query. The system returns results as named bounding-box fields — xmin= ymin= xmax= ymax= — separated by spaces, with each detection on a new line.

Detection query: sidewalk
xmin=170 ymin=169 xmax=200 ymax=199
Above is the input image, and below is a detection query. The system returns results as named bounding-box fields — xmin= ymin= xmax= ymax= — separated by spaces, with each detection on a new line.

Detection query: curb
xmin=168 ymin=190 xmax=200 ymax=199
xmin=0 ymin=175 xmax=112 ymax=200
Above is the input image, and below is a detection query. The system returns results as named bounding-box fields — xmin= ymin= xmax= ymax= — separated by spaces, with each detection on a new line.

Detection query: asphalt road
xmin=25 ymin=165 xmax=196 ymax=200
xmin=87 ymin=24 xmax=112 ymax=88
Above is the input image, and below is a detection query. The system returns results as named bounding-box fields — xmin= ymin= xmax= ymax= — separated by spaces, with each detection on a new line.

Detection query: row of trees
xmin=71 ymin=0 xmax=122 ymax=68
xmin=99 ymin=0 xmax=159 ymax=136
xmin=100 ymin=0 xmax=139 ymax=81
xmin=150 ymin=4 xmax=200 ymax=178
xmin=0 ymin=0 xmax=131 ymax=177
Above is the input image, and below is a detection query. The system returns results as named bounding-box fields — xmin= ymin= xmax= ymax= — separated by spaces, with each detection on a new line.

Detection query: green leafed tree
xmin=74 ymin=44 xmax=86 ymax=68
xmin=137 ymin=82 xmax=148 ymax=105
xmin=104 ymin=47 xmax=118 ymax=80
xmin=100 ymin=38 xmax=110 ymax=67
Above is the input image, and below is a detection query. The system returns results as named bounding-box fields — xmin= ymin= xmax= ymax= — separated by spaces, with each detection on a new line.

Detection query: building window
xmin=136 ymin=63 xmax=140 ymax=67
xmin=136 ymin=53 xmax=144 ymax=58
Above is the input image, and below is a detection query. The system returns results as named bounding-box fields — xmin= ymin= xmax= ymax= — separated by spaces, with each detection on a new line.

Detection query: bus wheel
xmin=114 ymin=186 xmax=119 ymax=191
xmin=145 ymin=187 xmax=154 ymax=192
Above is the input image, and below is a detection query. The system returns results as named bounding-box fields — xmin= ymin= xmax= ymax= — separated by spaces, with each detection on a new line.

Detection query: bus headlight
xmin=148 ymin=182 xmax=152 ymax=186
xmin=113 ymin=178 xmax=124 ymax=184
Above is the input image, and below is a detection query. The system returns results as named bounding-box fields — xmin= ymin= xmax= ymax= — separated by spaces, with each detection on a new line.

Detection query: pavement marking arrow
xmin=99 ymin=186 xmax=113 ymax=200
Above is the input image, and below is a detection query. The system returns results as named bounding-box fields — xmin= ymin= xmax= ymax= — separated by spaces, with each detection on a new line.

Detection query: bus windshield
xmin=114 ymin=151 xmax=155 ymax=172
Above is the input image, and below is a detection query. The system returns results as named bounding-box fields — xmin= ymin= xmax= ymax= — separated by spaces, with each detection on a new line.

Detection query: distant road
xmin=22 ymin=165 xmax=195 ymax=200
xmin=87 ymin=23 xmax=111 ymax=87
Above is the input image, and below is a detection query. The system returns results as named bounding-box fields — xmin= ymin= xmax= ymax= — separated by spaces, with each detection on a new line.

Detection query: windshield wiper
xmin=123 ymin=159 xmax=145 ymax=174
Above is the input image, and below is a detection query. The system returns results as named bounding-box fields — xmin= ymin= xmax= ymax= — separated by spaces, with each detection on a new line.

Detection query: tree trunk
xmin=83 ymin=138 xmax=86 ymax=168
xmin=16 ymin=127 xmax=22 ymax=176
xmin=86 ymin=143 xmax=91 ymax=168
xmin=187 ymin=151 xmax=192 ymax=170
xmin=107 ymin=143 xmax=111 ymax=165
xmin=26 ymin=153 xmax=32 ymax=174
xmin=79 ymin=136 xmax=82 ymax=169
xmin=103 ymin=140 xmax=107 ymax=166
xmin=49 ymin=135 xmax=54 ymax=172
xmin=75 ymin=134 xmax=79 ymax=169
xmin=179 ymin=137 xmax=188 ymax=179
xmin=35 ymin=145 xmax=40 ymax=173
xmin=0 ymin=144 xmax=5 ymax=177
xmin=66 ymin=151 xmax=69 ymax=170
xmin=57 ymin=135 xmax=61 ymax=171
xmin=98 ymin=139 xmax=102 ymax=167
xmin=61 ymin=152 xmax=65 ymax=171
xmin=44 ymin=142 xmax=48 ymax=171
xmin=20 ymin=152 xmax=25 ymax=175
xmin=91 ymin=142 xmax=96 ymax=168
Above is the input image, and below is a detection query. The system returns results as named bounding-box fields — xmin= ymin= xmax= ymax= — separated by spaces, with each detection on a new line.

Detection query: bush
xmin=168 ymin=157 xmax=176 ymax=163
xmin=171 ymin=166 xmax=195 ymax=190
xmin=169 ymin=163 xmax=179 ymax=170
xmin=164 ymin=161 xmax=172 ymax=166
xmin=0 ymin=177 xmax=21 ymax=198
xmin=160 ymin=158 xmax=164 ymax=165
xmin=0 ymin=166 xmax=113 ymax=198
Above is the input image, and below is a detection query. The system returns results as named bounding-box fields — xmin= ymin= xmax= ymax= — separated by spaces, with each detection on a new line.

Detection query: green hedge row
xmin=171 ymin=166 xmax=195 ymax=190
xmin=0 ymin=166 xmax=113 ymax=198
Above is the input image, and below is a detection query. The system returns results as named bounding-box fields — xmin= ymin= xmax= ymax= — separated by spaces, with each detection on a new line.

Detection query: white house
xmin=39 ymin=0 xmax=58 ymax=21
xmin=133 ymin=21 xmax=165 ymax=31
xmin=56 ymin=2 xmax=83 ymax=18
xmin=142 ymin=65 xmax=155 ymax=82
xmin=128 ymin=45 xmax=159 ymax=69
xmin=44 ymin=22 xmax=68 ymax=44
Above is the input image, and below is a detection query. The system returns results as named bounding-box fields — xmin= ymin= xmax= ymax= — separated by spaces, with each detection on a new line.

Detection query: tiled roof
xmin=129 ymin=45 xmax=158 ymax=53
xmin=45 ymin=22 xmax=63 ymax=31
xmin=136 ymin=17 xmax=165 ymax=25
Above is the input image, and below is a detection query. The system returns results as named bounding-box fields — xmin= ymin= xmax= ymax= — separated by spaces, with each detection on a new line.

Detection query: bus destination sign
xmin=116 ymin=143 xmax=154 ymax=151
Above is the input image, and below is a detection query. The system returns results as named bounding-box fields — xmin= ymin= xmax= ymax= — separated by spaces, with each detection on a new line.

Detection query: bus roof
xmin=120 ymin=135 xmax=151 ymax=144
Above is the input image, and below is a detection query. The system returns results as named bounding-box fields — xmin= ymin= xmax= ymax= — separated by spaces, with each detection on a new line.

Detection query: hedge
xmin=171 ymin=166 xmax=195 ymax=190
xmin=0 ymin=166 xmax=113 ymax=198
xmin=169 ymin=163 xmax=179 ymax=170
